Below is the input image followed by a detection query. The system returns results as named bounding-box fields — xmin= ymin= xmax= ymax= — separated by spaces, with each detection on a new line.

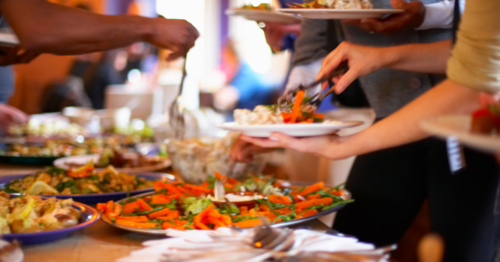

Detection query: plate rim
xmin=53 ymin=154 xmax=172 ymax=173
xmin=277 ymin=8 xmax=404 ymax=13
xmin=218 ymin=121 xmax=364 ymax=130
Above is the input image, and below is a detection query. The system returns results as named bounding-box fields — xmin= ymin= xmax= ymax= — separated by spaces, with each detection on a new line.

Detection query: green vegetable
xmin=332 ymin=182 xmax=345 ymax=191
xmin=321 ymin=199 xmax=355 ymax=211
xmin=185 ymin=198 xmax=212 ymax=215
xmin=54 ymin=180 xmax=76 ymax=193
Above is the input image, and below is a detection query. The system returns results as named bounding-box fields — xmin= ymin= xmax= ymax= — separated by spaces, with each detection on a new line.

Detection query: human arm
xmin=241 ymin=79 xmax=480 ymax=160
xmin=0 ymin=0 xmax=198 ymax=59
xmin=261 ymin=22 xmax=301 ymax=52
xmin=317 ymin=40 xmax=452 ymax=92
xmin=0 ymin=104 xmax=28 ymax=133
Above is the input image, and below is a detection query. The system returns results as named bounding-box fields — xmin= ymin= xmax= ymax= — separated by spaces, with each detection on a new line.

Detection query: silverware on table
xmin=168 ymin=57 xmax=187 ymax=140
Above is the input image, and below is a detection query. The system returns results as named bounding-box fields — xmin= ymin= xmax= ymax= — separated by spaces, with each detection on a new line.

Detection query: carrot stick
xmin=240 ymin=206 xmax=248 ymax=216
xmin=123 ymin=202 xmax=140 ymax=215
xmin=184 ymin=184 xmax=212 ymax=194
xmin=148 ymin=208 xmax=172 ymax=219
xmin=176 ymin=186 xmax=197 ymax=196
xmin=291 ymin=90 xmax=305 ymax=123
xmin=136 ymin=199 xmax=153 ymax=211
xmin=108 ymin=203 xmax=122 ymax=218
xmin=164 ymin=183 xmax=182 ymax=194
xmin=307 ymin=194 xmax=321 ymax=200
xmin=232 ymin=219 xmax=263 ymax=228
xmin=295 ymin=197 xmax=333 ymax=209
xmin=150 ymin=195 xmax=172 ymax=205
xmin=268 ymin=195 xmax=292 ymax=205
xmin=116 ymin=216 xmax=149 ymax=222
xmin=312 ymin=113 xmax=324 ymax=118
xmin=96 ymin=203 xmax=107 ymax=212
xmin=154 ymin=181 xmax=168 ymax=192
xmin=220 ymin=215 xmax=232 ymax=226
xmin=208 ymin=210 xmax=222 ymax=219
xmin=296 ymin=209 xmax=318 ymax=219
xmin=115 ymin=220 xmax=158 ymax=229
xmin=298 ymin=182 xmax=324 ymax=196
xmin=208 ymin=217 xmax=226 ymax=228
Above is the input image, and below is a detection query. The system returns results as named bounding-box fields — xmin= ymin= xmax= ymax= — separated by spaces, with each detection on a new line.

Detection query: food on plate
xmin=287 ymin=0 xmax=373 ymax=9
xmin=167 ymin=134 xmax=266 ymax=184
xmin=65 ymin=149 xmax=165 ymax=169
xmin=98 ymin=173 xmax=353 ymax=230
xmin=471 ymin=104 xmax=500 ymax=134
xmin=234 ymin=91 xmax=325 ymax=125
xmin=240 ymin=3 xmax=272 ymax=10
xmin=1 ymin=163 xmax=157 ymax=195
xmin=0 ymin=193 xmax=81 ymax=234
xmin=8 ymin=120 xmax=86 ymax=138
xmin=0 ymin=141 xmax=89 ymax=158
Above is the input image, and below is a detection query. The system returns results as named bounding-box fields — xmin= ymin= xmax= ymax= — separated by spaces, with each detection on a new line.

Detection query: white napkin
xmin=117 ymin=228 xmax=382 ymax=262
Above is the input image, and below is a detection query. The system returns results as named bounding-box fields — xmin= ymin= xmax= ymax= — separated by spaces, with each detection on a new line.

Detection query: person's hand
xmin=343 ymin=0 xmax=425 ymax=34
xmin=317 ymin=42 xmax=389 ymax=93
xmin=149 ymin=18 xmax=199 ymax=61
xmin=0 ymin=104 xmax=29 ymax=133
xmin=261 ymin=22 xmax=301 ymax=51
xmin=240 ymin=133 xmax=345 ymax=160
xmin=230 ymin=135 xmax=276 ymax=163
xmin=0 ymin=46 xmax=40 ymax=66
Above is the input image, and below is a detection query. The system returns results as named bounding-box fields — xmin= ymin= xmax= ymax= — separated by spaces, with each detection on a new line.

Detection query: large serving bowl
xmin=167 ymin=134 xmax=267 ymax=184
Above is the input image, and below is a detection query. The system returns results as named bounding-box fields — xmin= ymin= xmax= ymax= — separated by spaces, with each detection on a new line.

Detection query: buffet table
xmin=0 ymin=164 xmax=332 ymax=262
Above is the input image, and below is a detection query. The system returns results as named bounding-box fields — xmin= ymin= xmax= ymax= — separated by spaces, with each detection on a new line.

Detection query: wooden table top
xmin=0 ymin=164 xmax=331 ymax=262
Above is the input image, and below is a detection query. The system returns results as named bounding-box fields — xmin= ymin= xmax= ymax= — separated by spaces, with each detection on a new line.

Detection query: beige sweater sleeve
xmin=446 ymin=0 xmax=500 ymax=93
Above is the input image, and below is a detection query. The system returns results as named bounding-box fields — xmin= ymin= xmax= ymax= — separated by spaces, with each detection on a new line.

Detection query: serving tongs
xmin=278 ymin=61 xmax=349 ymax=109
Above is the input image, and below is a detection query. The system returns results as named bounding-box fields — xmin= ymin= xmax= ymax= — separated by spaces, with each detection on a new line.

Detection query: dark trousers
xmin=333 ymin=138 xmax=499 ymax=262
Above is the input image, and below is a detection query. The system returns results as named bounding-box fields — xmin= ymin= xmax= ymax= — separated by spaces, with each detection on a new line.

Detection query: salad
xmin=240 ymin=3 xmax=272 ymax=10
xmin=2 ymin=163 xmax=157 ymax=195
xmin=0 ymin=193 xmax=80 ymax=234
xmin=234 ymin=91 xmax=325 ymax=125
xmin=98 ymin=173 xmax=353 ymax=230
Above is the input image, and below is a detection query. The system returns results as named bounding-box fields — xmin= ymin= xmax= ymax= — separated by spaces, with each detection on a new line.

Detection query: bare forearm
xmin=1 ymin=0 xmax=153 ymax=55
xmin=332 ymin=80 xmax=480 ymax=158
xmin=383 ymin=40 xmax=452 ymax=74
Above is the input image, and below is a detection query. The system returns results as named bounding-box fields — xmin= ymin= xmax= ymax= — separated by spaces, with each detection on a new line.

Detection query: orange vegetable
xmin=312 ymin=113 xmax=324 ymax=119
xmin=268 ymin=195 xmax=292 ymax=205
xmin=214 ymin=172 xmax=239 ymax=185
xmin=220 ymin=215 xmax=232 ymax=226
xmin=157 ymin=212 xmax=180 ymax=221
xmin=123 ymin=202 xmax=140 ymax=215
xmin=240 ymin=206 xmax=248 ymax=216
xmin=115 ymin=220 xmax=158 ymax=229
xmin=208 ymin=217 xmax=226 ymax=229
xmin=176 ymin=186 xmax=197 ymax=196
xmin=96 ymin=203 xmax=107 ymax=212
xmin=148 ymin=208 xmax=172 ymax=219
xmin=116 ymin=216 xmax=149 ymax=222
xmin=193 ymin=204 xmax=215 ymax=230
xmin=184 ymin=184 xmax=212 ymax=194
xmin=208 ymin=210 xmax=222 ymax=219
xmin=291 ymin=90 xmax=305 ymax=123
xmin=296 ymin=209 xmax=318 ymax=219
xmin=232 ymin=219 xmax=263 ymax=228
xmin=67 ymin=159 xmax=94 ymax=178
xmin=150 ymin=194 xmax=172 ymax=205
xmin=307 ymin=194 xmax=321 ymax=200
xmin=136 ymin=199 xmax=153 ymax=212
xmin=298 ymin=182 xmax=324 ymax=196
xmin=296 ymin=197 xmax=333 ymax=209
xmin=300 ymin=119 xmax=314 ymax=123
xmin=108 ymin=203 xmax=123 ymax=218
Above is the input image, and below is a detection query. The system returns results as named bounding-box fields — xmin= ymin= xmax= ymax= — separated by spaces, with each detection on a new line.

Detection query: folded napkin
xmin=117 ymin=228 xmax=383 ymax=262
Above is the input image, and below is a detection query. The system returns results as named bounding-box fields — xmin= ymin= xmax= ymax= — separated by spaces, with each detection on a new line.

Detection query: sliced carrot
xmin=290 ymin=90 xmax=305 ymax=123
xmin=295 ymin=197 xmax=333 ymax=209
xmin=220 ymin=215 xmax=232 ymax=226
xmin=232 ymin=219 xmax=262 ymax=228
xmin=208 ymin=217 xmax=226 ymax=228
xmin=296 ymin=209 xmax=318 ymax=219
xmin=123 ymin=202 xmax=140 ymax=215
xmin=298 ymin=182 xmax=324 ymax=196
xmin=148 ymin=208 xmax=172 ymax=219
xmin=116 ymin=216 xmax=149 ymax=222
xmin=307 ymin=194 xmax=321 ymax=200
xmin=184 ymin=184 xmax=212 ymax=194
xmin=208 ymin=210 xmax=222 ymax=219
xmin=108 ymin=203 xmax=123 ymax=218
xmin=96 ymin=203 xmax=107 ymax=212
xmin=115 ymin=220 xmax=158 ymax=229
xmin=312 ymin=113 xmax=324 ymax=119
xmin=150 ymin=194 xmax=172 ymax=205
xmin=300 ymin=119 xmax=314 ymax=123
xmin=136 ymin=199 xmax=153 ymax=211
xmin=176 ymin=186 xmax=197 ymax=196
xmin=259 ymin=204 xmax=270 ymax=212
xmin=156 ymin=210 xmax=180 ymax=220
xmin=214 ymin=172 xmax=239 ymax=185
xmin=268 ymin=195 xmax=292 ymax=205
xmin=240 ymin=206 xmax=248 ymax=216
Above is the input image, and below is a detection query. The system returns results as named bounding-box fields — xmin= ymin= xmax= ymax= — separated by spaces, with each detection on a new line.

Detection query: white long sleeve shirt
xmin=417 ymin=0 xmax=465 ymax=30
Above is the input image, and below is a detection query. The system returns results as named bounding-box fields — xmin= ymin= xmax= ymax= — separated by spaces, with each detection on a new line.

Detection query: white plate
xmin=226 ymin=9 xmax=302 ymax=24
xmin=277 ymin=8 xmax=403 ymax=19
xmin=0 ymin=240 xmax=23 ymax=262
xmin=0 ymin=32 xmax=19 ymax=48
xmin=53 ymin=154 xmax=171 ymax=173
xmin=421 ymin=115 xmax=500 ymax=153
xmin=218 ymin=121 xmax=363 ymax=137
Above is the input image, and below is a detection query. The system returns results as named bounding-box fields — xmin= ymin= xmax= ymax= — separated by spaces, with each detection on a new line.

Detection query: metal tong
xmin=278 ymin=61 xmax=349 ymax=108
